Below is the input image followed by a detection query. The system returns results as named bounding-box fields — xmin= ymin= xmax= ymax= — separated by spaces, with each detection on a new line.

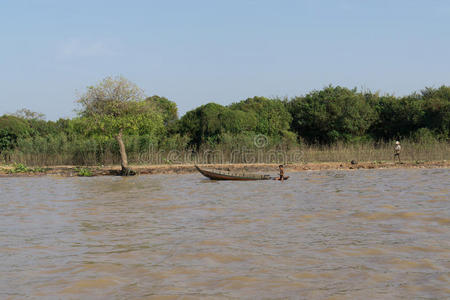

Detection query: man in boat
xmin=394 ymin=141 xmax=402 ymax=163
xmin=279 ymin=164 xmax=285 ymax=181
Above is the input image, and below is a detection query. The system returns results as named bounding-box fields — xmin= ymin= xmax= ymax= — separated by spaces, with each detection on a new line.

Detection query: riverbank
xmin=0 ymin=161 xmax=448 ymax=177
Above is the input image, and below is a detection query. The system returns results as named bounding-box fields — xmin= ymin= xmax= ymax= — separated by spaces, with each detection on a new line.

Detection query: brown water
xmin=1 ymin=168 xmax=449 ymax=299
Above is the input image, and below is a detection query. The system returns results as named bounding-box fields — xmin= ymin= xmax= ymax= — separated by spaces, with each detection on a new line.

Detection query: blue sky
xmin=1 ymin=0 xmax=449 ymax=120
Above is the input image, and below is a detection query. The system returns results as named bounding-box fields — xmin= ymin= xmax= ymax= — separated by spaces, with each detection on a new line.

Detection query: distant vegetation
xmin=1 ymin=77 xmax=449 ymax=169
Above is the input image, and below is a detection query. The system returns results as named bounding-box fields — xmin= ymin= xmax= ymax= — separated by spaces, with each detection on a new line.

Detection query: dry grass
xmin=3 ymin=140 xmax=449 ymax=166
xmin=301 ymin=141 xmax=449 ymax=163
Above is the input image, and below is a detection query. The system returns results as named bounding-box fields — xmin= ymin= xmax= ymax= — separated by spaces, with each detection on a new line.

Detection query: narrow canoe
xmin=195 ymin=165 xmax=289 ymax=181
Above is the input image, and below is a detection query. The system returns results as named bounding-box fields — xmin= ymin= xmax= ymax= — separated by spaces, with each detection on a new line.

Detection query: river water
xmin=0 ymin=168 xmax=449 ymax=299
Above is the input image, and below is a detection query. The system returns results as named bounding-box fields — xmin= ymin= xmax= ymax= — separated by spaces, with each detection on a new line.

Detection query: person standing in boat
xmin=279 ymin=165 xmax=285 ymax=181
xmin=394 ymin=141 xmax=402 ymax=163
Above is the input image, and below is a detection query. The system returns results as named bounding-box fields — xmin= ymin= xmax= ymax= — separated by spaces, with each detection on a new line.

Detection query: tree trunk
xmin=115 ymin=129 xmax=135 ymax=176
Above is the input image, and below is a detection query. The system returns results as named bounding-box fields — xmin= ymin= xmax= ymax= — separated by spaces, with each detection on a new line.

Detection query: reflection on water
xmin=0 ymin=169 xmax=449 ymax=299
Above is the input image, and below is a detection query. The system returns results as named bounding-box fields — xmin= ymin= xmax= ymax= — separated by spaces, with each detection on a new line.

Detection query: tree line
xmin=1 ymin=76 xmax=449 ymax=172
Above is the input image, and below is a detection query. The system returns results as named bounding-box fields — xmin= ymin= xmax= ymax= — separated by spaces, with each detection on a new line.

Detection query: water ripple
xmin=0 ymin=168 xmax=449 ymax=298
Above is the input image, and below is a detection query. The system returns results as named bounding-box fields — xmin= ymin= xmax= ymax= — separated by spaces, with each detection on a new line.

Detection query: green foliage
xmin=370 ymin=95 xmax=425 ymax=140
xmin=177 ymin=103 xmax=228 ymax=148
xmin=76 ymin=76 xmax=167 ymax=172
xmin=78 ymin=76 xmax=145 ymax=116
xmin=12 ymin=108 xmax=46 ymax=120
xmin=219 ymin=108 xmax=258 ymax=134
xmin=0 ymin=115 xmax=31 ymax=153
xmin=421 ymin=86 xmax=450 ymax=137
xmin=77 ymin=76 xmax=165 ymax=138
xmin=411 ymin=128 xmax=437 ymax=144
xmin=11 ymin=163 xmax=31 ymax=173
xmin=0 ymin=128 xmax=15 ymax=154
xmin=368 ymin=86 xmax=449 ymax=141
xmin=3 ymin=84 xmax=449 ymax=166
xmin=289 ymin=86 xmax=376 ymax=143
xmin=80 ymin=102 xmax=164 ymax=138
xmin=27 ymin=119 xmax=60 ymax=137
xmin=159 ymin=133 xmax=190 ymax=150
xmin=230 ymin=96 xmax=292 ymax=135
xmin=6 ymin=163 xmax=48 ymax=173
xmin=178 ymin=97 xmax=292 ymax=149
xmin=177 ymin=103 xmax=261 ymax=148
xmin=146 ymin=95 xmax=178 ymax=126
xmin=75 ymin=167 xmax=93 ymax=177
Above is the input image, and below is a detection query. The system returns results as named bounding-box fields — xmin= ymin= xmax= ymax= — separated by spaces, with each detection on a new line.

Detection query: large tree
xmin=77 ymin=76 xmax=163 ymax=175
xmin=289 ymin=86 xmax=376 ymax=143
xmin=177 ymin=103 xmax=259 ymax=148
xmin=229 ymin=96 xmax=292 ymax=136
xmin=0 ymin=115 xmax=31 ymax=158
xmin=145 ymin=95 xmax=178 ymax=126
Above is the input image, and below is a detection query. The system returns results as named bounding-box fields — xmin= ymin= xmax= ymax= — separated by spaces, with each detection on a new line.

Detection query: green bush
xmin=289 ymin=86 xmax=376 ymax=144
xmin=411 ymin=128 xmax=437 ymax=144
xmin=2 ymin=84 xmax=449 ymax=166
xmin=75 ymin=167 xmax=93 ymax=177
xmin=229 ymin=96 xmax=292 ymax=135
xmin=0 ymin=115 xmax=31 ymax=153
xmin=6 ymin=163 xmax=48 ymax=173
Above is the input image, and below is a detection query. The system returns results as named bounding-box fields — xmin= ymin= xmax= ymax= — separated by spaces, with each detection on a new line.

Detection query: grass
xmin=74 ymin=167 xmax=93 ymax=177
xmin=5 ymin=163 xmax=49 ymax=174
xmin=2 ymin=140 xmax=449 ymax=166
xmin=300 ymin=140 xmax=449 ymax=163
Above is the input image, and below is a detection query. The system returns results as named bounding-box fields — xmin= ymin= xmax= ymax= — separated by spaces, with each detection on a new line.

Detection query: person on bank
xmin=394 ymin=141 xmax=402 ymax=163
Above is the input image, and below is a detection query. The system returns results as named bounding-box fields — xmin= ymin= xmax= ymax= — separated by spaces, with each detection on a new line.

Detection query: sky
xmin=1 ymin=0 xmax=449 ymax=120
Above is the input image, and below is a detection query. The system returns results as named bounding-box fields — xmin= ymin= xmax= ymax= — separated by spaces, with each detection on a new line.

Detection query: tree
xmin=229 ymin=96 xmax=292 ymax=135
xmin=177 ymin=103 xmax=228 ymax=148
xmin=289 ymin=86 xmax=376 ymax=143
xmin=370 ymin=95 xmax=425 ymax=140
xmin=0 ymin=115 xmax=31 ymax=159
xmin=77 ymin=76 xmax=163 ymax=175
xmin=177 ymin=103 xmax=259 ymax=148
xmin=145 ymin=95 xmax=178 ymax=126
xmin=421 ymin=86 xmax=450 ymax=138
xmin=12 ymin=108 xmax=46 ymax=120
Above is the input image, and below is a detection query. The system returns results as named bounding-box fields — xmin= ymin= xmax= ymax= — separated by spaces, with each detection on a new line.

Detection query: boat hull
xmin=195 ymin=165 xmax=288 ymax=181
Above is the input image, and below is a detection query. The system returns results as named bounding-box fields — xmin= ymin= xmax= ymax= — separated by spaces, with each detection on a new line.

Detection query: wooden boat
xmin=195 ymin=165 xmax=289 ymax=181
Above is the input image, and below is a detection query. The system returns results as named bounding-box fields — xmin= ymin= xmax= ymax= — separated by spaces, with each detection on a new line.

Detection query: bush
xmin=75 ymin=167 xmax=93 ymax=177
xmin=411 ymin=128 xmax=437 ymax=144
xmin=289 ymin=86 xmax=376 ymax=144
xmin=0 ymin=115 xmax=31 ymax=153
xmin=229 ymin=96 xmax=292 ymax=135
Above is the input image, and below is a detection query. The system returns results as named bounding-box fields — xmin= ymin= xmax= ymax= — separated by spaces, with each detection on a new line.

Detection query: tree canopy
xmin=145 ymin=95 xmax=178 ymax=126
xmin=229 ymin=96 xmax=292 ymax=135
xmin=289 ymin=86 xmax=376 ymax=143
xmin=77 ymin=76 xmax=164 ymax=174
xmin=1 ymin=82 xmax=449 ymax=166
xmin=0 ymin=115 xmax=31 ymax=154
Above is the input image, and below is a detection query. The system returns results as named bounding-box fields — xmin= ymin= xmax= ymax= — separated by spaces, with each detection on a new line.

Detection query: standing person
xmin=278 ymin=164 xmax=285 ymax=181
xmin=394 ymin=141 xmax=402 ymax=163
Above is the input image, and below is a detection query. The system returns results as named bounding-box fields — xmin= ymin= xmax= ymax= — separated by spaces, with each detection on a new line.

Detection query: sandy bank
xmin=0 ymin=161 xmax=448 ymax=177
